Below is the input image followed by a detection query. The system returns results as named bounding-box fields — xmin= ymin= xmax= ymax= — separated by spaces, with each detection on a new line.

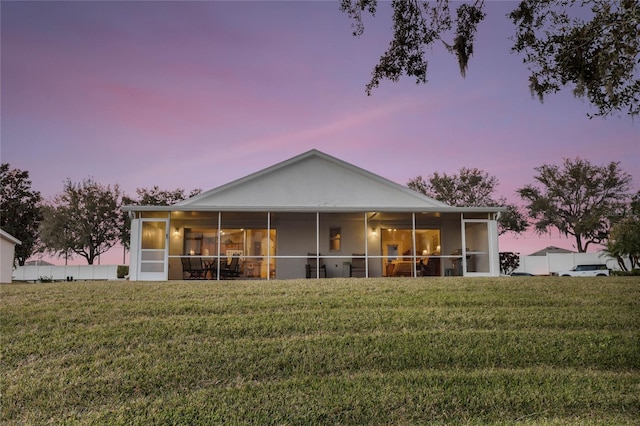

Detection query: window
xmin=329 ymin=227 xmax=341 ymax=252
xmin=381 ymin=228 xmax=441 ymax=277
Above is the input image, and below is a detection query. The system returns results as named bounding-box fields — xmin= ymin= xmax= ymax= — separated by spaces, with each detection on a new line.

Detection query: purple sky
xmin=2 ymin=1 xmax=639 ymax=263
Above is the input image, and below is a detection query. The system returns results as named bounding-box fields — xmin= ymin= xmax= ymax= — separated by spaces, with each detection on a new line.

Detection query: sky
xmin=2 ymin=1 xmax=639 ymax=265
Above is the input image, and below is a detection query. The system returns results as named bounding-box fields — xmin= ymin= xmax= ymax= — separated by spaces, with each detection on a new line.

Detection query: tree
xmin=408 ymin=167 xmax=528 ymax=235
xmin=119 ymin=186 xmax=202 ymax=251
xmin=604 ymin=191 xmax=640 ymax=270
xmin=499 ymin=252 xmax=521 ymax=275
xmin=40 ymin=179 xmax=123 ymax=265
xmin=126 ymin=186 xmax=202 ymax=206
xmin=510 ymin=0 xmax=640 ymax=117
xmin=340 ymin=0 xmax=640 ymax=117
xmin=39 ymin=204 xmax=76 ymax=264
xmin=0 ymin=164 xmax=42 ymax=266
xmin=605 ymin=219 xmax=640 ymax=271
xmin=517 ymin=158 xmax=633 ymax=253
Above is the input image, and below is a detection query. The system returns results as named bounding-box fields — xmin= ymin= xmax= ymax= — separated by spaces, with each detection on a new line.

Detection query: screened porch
xmin=131 ymin=210 xmax=499 ymax=280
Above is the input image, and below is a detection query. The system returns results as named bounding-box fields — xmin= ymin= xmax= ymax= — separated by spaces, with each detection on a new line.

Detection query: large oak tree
xmin=408 ymin=167 xmax=528 ymax=235
xmin=517 ymin=158 xmax=633 ymax=252
xmin=341 ymin=0 xmax=640 ymax=117
xmin=604 ymin=191 xmax=640 ymax=270
xmin=0 ymin=164 xmax=42 ymax=266
xmin=40 ymin=179 xmax=123 ymax=265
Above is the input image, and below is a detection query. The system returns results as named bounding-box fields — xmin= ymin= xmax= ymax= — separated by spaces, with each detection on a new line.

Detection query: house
xmin=1 ymin=229 xmax=21 ymax=283
xmin=123 ymin=150 xmax=504 ymax=281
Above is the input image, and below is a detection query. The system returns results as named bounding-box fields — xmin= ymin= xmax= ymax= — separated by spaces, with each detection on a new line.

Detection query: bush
xmin=499 ymin=252 xmax=520 ymax=275
xmin=39 ymin=276 xmax=53 ymax=283
xmin=117 ymin=265 xmax=129 ymax=279
xmin=611 ymin=268 xmax=640 ymax=276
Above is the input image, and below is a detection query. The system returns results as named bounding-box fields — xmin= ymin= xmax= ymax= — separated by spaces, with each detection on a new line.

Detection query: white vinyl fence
xmin=513 ymin=251 xmax=627 ymax=276
xmin=13 ymin=265 xmax=124 ymax=282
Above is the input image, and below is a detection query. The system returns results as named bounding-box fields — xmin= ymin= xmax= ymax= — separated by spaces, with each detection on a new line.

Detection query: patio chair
xmin=419 ymin=257 xmax=441 ymax=276
xmin=350 ymin=253 xmax=366 ymax=277
xmin=305 ymin=253 xmax=326 ymax=278
xmin=426 ymin=257 xmax=440 ymax=276
xmin=181 ymin=257 xmax=192 ymax=279
xmin=181 ymin=257 xmax=205 ymax=279
xmin=221 ymin=255 xmax=241 ymax=279
xmin=189 ymin=257 xmax=207 ymax=279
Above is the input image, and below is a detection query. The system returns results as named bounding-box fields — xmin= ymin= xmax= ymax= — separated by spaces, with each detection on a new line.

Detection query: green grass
xmin=2 ymin=277 xmax=639 ymax=425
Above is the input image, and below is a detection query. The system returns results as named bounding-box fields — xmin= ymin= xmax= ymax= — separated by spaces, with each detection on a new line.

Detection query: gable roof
xmin=529 ymin=246 xmax=576 ymax=256
xmin=125 ymin=149 xmax=503 ymax=213
xmin=177 ymin=149 xmax=450 ymax=211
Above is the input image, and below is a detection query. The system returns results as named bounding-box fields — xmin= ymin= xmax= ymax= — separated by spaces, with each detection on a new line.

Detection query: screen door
xmin=138 ymin=219 xmax=169 ymax=281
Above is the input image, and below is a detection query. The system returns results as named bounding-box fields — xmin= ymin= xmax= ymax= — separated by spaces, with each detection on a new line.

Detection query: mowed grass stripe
xmin=88 ymin=368 xmax=639 ymax=425
xmin=10 ymin=327 xmax=638 ymax=375
xmin=2 ymin=277 xmax=639 ymax=425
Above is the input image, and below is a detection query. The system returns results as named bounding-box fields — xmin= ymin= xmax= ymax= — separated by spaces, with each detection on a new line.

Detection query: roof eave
xmin=122 ymin=205 xmax=506 ymax=214
xmin=0 ymin=229 xmax=22 ymax=245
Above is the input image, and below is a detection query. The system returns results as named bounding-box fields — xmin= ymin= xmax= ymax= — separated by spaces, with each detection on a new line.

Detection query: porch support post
xmin=216 ymin=211 xmax=221 ymax=280
xmin=460 ymin=213 xmax=467 ymax=276
xmin=267 ymin=211 xmax=271 ymax=281
xmin=364 ymin=212 xmax=368 ymax=278
xmin=412 ymin=212 xmax=417 ymax=277
xmin=488 ymin=217 xmax=500 ymax=276
xmin=316 ymin=211 xmax=320 ymax=279
xmin=129 ymin=213 xmax=140 ymax=280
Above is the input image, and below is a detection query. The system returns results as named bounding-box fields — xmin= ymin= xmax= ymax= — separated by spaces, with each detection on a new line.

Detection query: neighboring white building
xmin=514 ymin=251 xmax=625 ymax=276
xmin=1 ymin=230 xmax=21 ymax=283
xmin=123 ymin=150 xmax=504 ymax=281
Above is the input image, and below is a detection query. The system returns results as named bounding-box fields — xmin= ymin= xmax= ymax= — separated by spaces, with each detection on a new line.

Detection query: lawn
xmin=2 ymin=277 xmax=639 ymax=425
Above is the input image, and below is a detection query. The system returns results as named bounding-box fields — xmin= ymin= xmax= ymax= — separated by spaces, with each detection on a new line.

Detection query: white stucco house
xmin=123 ymin=150 xmax=504 ymax=281
xmin=1 ymin=229 xmax=21 ymax=283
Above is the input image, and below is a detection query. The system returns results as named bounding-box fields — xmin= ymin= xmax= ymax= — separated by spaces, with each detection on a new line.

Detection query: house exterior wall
xmin=181 ymin=153 xmax=451 ymax=211
xmin=318 ymin=213 xmax=368 ymax=278
xmin=274 ymin=213 xmax=314 ymax=279
xmin=268 ymin=212 xmax=372 ymax=279
xmin=1 ymin=235 xmax=18 ymax=283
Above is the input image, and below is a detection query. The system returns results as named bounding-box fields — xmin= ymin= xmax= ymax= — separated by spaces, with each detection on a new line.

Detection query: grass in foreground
xmin=2 ymin=277 xmax=639 ymax=425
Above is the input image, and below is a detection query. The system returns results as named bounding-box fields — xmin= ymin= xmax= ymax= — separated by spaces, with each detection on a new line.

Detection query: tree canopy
xmin=517 ymin=158 xmax=633 ymax=252
xmin=0 ymin=164 xmax=42 ymax=266
xmin=341 ymin=0 xmax=640 ymax=117
xmin=510 ymin=0 xmax=640 ymax=117
xmin=125 ymin=186 xmax=202 ymax=207
xmin=40 ymin=179 xmax=123 ymax=265
xmin=604 ymin=191 xmax=640 ymax=270
xmin=407 ymin=167 xmax=528 ymax=235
